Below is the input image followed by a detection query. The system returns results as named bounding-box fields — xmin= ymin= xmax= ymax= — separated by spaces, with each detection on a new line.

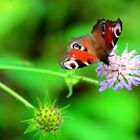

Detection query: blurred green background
xmin=0 ymin=0 xmax=139 ymax=140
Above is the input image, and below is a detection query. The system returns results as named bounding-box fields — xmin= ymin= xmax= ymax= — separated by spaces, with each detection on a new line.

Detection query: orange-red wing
xmin=69 ymin=49 xmax=98 ymax=64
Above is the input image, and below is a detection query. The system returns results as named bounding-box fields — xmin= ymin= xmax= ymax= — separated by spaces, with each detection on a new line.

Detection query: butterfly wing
xmin=61 ymin=36 xmax=98 ymax=69
xmin=61 ymin=18 xmax=122 ymax=69
xmin=91 ymin=18 xmax=122 ymax=65
xmin=105 ymin=18 xmax=122 ymax=51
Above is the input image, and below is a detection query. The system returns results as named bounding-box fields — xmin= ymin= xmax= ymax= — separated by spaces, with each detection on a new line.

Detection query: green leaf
xmin=60 ymin=104 xmax=70 ymax=112
xmin=65 ymin=71 xmax=82 ymax=97
xmin=52 ymin=99 xmax=57 ymax=107
xmin=65 ymin=71 xmax=81 ymax=86
xmin=66 ymin=84 xmax=73 ymax=98
xmin=24 ymin=125 xmax=36 ymax=134
xmin=43 ymin=91 xmax=51 ymax=105
xmin=36 ymin=97 xmax=43 ymax=108
xmin=21 ymin=119 xmax=34 ymax=124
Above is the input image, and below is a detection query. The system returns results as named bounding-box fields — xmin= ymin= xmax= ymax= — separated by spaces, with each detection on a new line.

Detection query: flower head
xmin=96 ymin=45 xmax=140 ymax=92
xmin=34 ymin=104 xmax=62 ymax=133
xmin=23 ymin=97 xmax=69 ymax=139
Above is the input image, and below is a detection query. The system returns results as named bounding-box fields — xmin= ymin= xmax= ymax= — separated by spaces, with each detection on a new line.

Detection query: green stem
xmin=0 ymin=65 xmax=99 ymax=84
xmin=81 ymin=76 xmax=99 ymax=84
xmin=0 ymin=65 xmax=65 ymax=77
xmin=0 ymin=82 xmax=35 ymax=109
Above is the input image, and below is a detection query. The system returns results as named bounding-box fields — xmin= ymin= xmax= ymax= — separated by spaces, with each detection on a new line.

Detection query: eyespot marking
xmin=70 ymin=42 xmax=88 ymax=52
xmin=114 ymin=23 xmax=122 ymax=38
xmin=70 ymin=63 xmax=77 ymax=69
xmin=61 ymin=59 xmax=79 ymax=69
xmin=100 ymin=19 xmax=106 ymax=36
xmin=101 ymin=23 xmax=106 ymax=34
xmin=71 ymin=43 xmax=81 ymax=50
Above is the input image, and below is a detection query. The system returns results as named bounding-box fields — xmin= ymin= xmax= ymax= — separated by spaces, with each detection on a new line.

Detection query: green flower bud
xmin=34 ymin=105 xmax=62 ymax=133
xmin=23 ymin=97 xmax=69 ymax=139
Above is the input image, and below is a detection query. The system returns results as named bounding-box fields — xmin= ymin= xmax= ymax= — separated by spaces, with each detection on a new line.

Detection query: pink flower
xmin=96 ymin=45 xmax=140 ymax=92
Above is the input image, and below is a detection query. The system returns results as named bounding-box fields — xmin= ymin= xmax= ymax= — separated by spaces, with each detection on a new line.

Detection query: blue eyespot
xmin=100 ymin=23 xmax=105 ymax=33
xmin=72 ymin=43 xmax=81 ymax=50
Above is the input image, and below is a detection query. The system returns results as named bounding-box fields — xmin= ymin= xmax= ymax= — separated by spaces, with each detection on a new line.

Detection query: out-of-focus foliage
xmin=0 ymin=0 xmax=139 ymax=140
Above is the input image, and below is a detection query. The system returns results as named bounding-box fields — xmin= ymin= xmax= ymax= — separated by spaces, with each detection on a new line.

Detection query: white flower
xmin=96 ymin=45 xmax=140 ymax=92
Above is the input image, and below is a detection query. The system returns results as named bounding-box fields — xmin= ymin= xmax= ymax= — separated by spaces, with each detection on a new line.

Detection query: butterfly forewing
xmin=61 ymin=36 xmax=98 ymax=69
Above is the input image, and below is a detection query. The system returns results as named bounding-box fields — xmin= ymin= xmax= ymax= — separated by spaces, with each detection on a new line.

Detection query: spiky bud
xmin=23 ymin=98 xmax=69 ymax=139
xmin=34 ymin=105 xmax=62 ymax=133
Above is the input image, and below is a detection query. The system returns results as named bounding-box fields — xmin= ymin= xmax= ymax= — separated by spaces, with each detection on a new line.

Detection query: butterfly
xmin=61 ymin=18 xmax=122 ymax=70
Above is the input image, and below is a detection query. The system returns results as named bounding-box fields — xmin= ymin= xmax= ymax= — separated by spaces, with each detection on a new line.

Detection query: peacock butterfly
xmin=61 ymin=18 xmax=122 ymax=69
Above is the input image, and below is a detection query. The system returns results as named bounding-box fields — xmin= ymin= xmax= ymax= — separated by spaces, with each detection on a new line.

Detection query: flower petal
xmin=113 ymin=80 xmax=125 ymax=90
xmin=127 ymin=50 xmax=137 ymax=58
xmin=125 ymin=82 xmax=132 ymax=90
xmin=99 ymin=83 xmax=109 ymax=92
xmin=121 ymin=47 xmax=128 ymax=57
xmin=131 ymin=78 xmax=140 ymax=86
xmin=96 ymin=44 xmax=140 ymax=92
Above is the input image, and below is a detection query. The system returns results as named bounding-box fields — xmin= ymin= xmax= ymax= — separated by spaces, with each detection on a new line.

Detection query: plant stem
xmin=0 ymin=82 xmax=35 ymax=109
xmin=81 ymin=76 xmax=99 ymax=84
xmin=0 ymin=65 xmax=65 ymax=77
xmin=0 ymin=65 xmax=99 ymax=84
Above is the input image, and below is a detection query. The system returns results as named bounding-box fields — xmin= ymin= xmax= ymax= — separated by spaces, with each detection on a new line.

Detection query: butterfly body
xmin=61 ymin=18 xmax=122 ymax=69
